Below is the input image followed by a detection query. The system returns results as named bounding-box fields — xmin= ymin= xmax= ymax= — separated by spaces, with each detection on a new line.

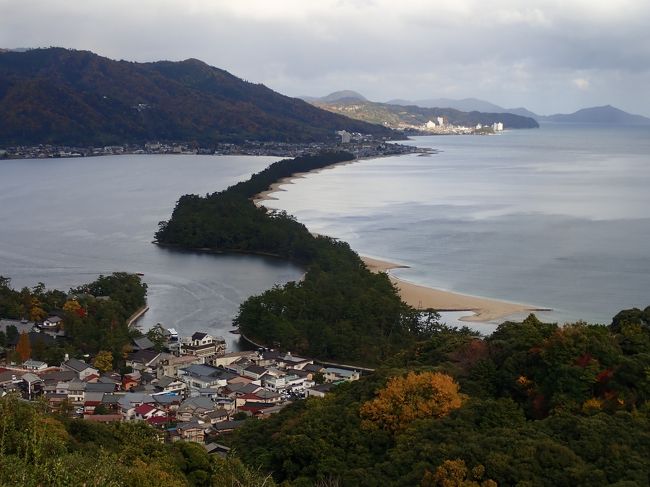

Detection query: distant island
xmin=0 ymin=48 xmax=396 ymax=147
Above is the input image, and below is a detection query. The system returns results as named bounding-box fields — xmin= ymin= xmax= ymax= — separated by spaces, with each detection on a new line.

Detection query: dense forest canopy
xmin=229 ymin=313 xmax=650 ymax=486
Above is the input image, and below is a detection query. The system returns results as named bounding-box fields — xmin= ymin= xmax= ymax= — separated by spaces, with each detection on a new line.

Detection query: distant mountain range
xmin=0 ymin=49 xmax=395 ymax=146
xmin=385 ymin=96 xmax=650 ymax=125
xmin=302 ymin=92 xmax=539 ymax=129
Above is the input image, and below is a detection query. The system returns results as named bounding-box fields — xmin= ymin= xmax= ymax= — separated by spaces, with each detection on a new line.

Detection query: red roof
xmin=83 ymin=374 xmax=100 ymax=383
xmin=134 ymin=403 xmax=157 ymax=416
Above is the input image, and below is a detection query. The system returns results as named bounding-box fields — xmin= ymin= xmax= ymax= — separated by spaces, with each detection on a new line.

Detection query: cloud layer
xmin=1 ymin=0 xmax=649 ymax=115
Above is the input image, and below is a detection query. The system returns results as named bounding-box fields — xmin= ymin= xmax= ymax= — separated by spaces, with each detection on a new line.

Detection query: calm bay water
xmin=264 ymin=124 xmax=650 ymax=325
xmin=0 ymin=154 xmax=303 ymax=349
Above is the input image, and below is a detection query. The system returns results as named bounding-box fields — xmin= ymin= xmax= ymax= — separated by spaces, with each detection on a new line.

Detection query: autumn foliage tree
xmin=15 ymin=331 xmax=31 ymax=362
xmin=360 ymin=371 xmax=464 ymax=432
xmin=422 ymin=459 xmax=497 ymax=487
xmin=93 ymin=350 xmax=114 ymax=373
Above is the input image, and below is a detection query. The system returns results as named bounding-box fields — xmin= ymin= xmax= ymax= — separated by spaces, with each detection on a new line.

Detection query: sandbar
xmin=252 ymin=158 xmax=548 ymax=324
xmin=360 ymin=256 xmax=546 ymax=322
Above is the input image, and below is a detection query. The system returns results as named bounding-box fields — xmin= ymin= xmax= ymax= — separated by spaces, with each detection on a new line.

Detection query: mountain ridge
xmin=0 ymin=48 xmax=396 ymax=146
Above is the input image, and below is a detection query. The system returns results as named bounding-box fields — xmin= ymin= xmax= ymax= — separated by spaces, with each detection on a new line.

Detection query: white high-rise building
xmin=436 ymin=116 xmax=444 ymax=126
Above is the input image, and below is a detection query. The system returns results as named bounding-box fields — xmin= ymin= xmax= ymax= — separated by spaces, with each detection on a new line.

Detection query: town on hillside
xmin=0 ymin=316 xmax=362 ymax=449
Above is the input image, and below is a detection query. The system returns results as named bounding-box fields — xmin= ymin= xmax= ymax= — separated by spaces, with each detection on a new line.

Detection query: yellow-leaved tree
xmin=360 ymin=371 xmax=464 ymax=432
xmin=93 ymin=350 xmax=114 ymax=373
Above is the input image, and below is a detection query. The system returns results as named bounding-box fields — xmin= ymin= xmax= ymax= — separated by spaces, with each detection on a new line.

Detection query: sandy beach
xmin=361 ymin=256 xmax=545 ymax=322
xmin=253 ymin=158 xmax=358 ymax=206
xmin=253 ymin=159 xmax=547 ymax=324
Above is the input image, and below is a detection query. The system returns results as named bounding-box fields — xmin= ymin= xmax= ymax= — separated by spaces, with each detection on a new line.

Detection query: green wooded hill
xmin=311 ymin=99 xmax=540 ymax=129
xmin=231 ymin=312 xmax=650 ymax=486
xmin=0 ymin=48 xmax=395 ymax=146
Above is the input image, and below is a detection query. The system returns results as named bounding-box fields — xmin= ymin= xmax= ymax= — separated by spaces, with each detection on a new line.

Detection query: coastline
xmin=253 ymin=155 xmax=549 ymax=324
xmin=360 ymin=256 xmax=547 ymax=323
xmin=253 ymin=157 xmax=359 ymax=206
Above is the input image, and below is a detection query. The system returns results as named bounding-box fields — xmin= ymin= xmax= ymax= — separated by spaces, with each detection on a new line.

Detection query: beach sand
xmin=253 ymin=158 xmax=358 ymax=206
xmin=253 ymin=159 xmax=548 ymax=324
xmin=361 ymin=256 xmax=544 ymax=322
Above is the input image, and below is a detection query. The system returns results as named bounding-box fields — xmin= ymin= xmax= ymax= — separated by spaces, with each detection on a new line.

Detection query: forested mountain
xmin=0 ymin=48 xmax=395 ymax=146
xmin=309 ymin=98 xmax=540 ymax=129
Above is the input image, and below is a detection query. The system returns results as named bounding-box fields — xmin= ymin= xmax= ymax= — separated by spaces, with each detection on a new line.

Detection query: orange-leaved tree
xmin=16 ymin=331 xmax=32 ymax=362
xmin=360 ymin=371 xmax=464 ymax=432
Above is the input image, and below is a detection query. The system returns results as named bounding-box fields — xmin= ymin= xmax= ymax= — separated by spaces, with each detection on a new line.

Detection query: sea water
xmin=0 ymin=154 xmax=303 ymax=348
xmin=264 ymin=123 xmax=650 ymax=325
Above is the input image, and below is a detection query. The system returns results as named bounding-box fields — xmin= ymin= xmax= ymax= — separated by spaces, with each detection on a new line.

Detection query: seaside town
xmin=410 ymin=117 xmax=505 ymax=135
xmin=0 ymin=131 xmax=430 ymax=160
xmin=0 ymin=312 xmax=364 ymax=452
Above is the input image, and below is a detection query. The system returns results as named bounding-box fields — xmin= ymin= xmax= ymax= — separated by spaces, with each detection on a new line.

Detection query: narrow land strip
xmin=254 ymin=158 xmax=549 ymax=323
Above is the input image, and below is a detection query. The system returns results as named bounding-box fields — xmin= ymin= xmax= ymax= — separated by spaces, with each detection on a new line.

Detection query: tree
xmin=15 ymin=332 xmax=31 ymax=362
xmin=422 ymin=459 xmax=497 ymax=487
xmin=93 ymin=351 xmax=114 ymax=373
xmin=5 ymin=325 xmax=18 ymax=344
xmin=360 ymin=371 xmax=465 ymax=432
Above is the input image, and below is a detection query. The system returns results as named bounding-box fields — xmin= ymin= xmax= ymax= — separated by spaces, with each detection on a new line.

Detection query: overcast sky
xmin=2 ymin=0 xmax=649 ymax=116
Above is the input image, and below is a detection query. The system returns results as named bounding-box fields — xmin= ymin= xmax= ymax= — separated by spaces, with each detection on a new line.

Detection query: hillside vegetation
xmin=311 ymin=99 xmax=539 ymax=129
xmin=0 ymin=48 xmax=395 ymax=146
xmin=230 ymin=312 xmax=650 ymax=486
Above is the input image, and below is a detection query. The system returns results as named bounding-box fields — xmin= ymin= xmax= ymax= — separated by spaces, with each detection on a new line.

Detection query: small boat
xmin=135 ymin=272 xmax=145 ymax=276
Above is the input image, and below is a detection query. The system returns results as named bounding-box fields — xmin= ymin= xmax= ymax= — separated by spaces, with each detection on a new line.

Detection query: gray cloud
xmin=1 ymin=0 xmax=649 ymax=115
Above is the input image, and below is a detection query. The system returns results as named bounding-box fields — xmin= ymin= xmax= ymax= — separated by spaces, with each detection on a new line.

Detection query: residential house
xmin=170 ymin=420 xmax=206 ymax=443
xmin=61 ymin=358 xmax=99 ymax=381
xmin=242 ymin=364 xmax=268 ymax=381
xmin=157 ymin=354 xmax=201 ymax=379
xmin=21 ymin=372 xmax=43 ymax=399
xmin=323 ymin=367 xmax=360 ymax=383
xmin=306 ymin=383 xmax=335 ymax=398
xmin=176 ymin=396 xmax=217 ymax=422
xmin=126 ymin=350 xmax=169 ymax=373
xmin=134 ymin=403 xmax=167 ymax=421
xmin=201 ymin=408 xmax=230 ymax=425
xmin=180 ymin=332 xmax=226 ymax=364
xmin=131 ymin=336 xmax=155 ymax=351
xmin=67 ymin=379 xmax=86 ymax=404
xmin=153 ymin=375 xmax=186 ymax=396
xmin=178 ymin=364 xmax=236 ymax=390
xmin=23 ymin=359 xmax=48 ymax=371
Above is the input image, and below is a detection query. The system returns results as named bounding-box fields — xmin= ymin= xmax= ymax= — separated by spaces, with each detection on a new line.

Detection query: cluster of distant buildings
xmin=393 ymin=116 xmax=506 ymax=135
xmin=1 ymin=133 xmax=422 ymax=160
xmin=0 ymin=318 xmax=362 ymax=447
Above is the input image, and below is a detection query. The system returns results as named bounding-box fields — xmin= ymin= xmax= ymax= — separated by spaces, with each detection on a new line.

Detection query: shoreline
xmin=361 ymin=256 xmax=548 ymax=323
xmin=253 ymin=155 xmax=550 ymax=324
xmin=253 ymin=157 xmax=361 ymax=206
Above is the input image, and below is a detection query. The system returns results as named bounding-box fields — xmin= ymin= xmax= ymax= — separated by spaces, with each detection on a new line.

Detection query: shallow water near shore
xmin=0 ymin=154 xmax=303 ymax=349
xmin=263 ymin=123 xmax=650 ymax=325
